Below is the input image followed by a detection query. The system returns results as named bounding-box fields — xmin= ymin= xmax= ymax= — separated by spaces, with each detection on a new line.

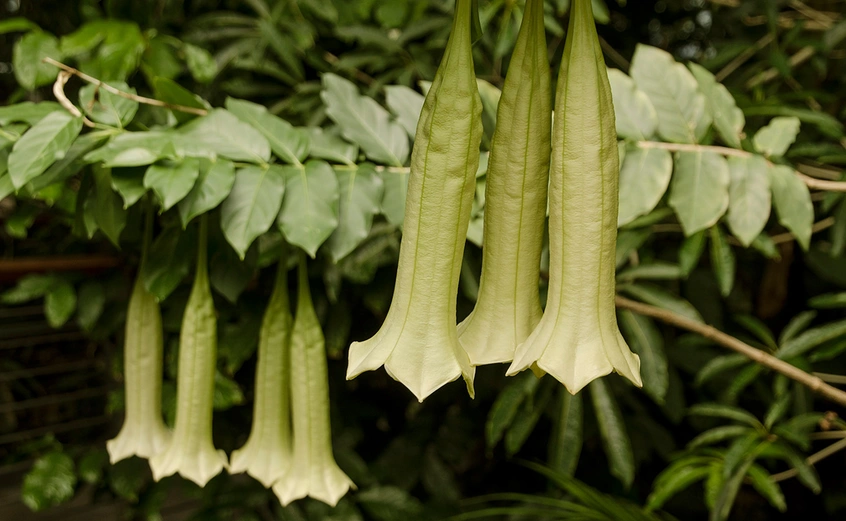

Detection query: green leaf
xmin=629 ymin=44 xmax=710 ymax=144
xmin=619 ymin=310 xmax=668 ymax=404
xmin=13 ymin=31 xmax=61 ymax=90
xmin=746 ymin=464 xmax=786 ymax=512
xmin=647 ymin=458 xmax=711 ymax=510
xmin=726 ymin=156 xmax=771 ymax=246
xmin=679 ymin=230 xmax=707 ymax=277
xmin=78 ymin=82 xmax=138 ymax=128
xmin=709 ymin=226 xmax=736 ymax=297
xmin=0 ymin=101 xmax=62 ymax=125
xmin=486 ymin=372 xmax=538 ymax=450
xmin=669 ymin=151 xmax=730 ymax=235
xmin=307 ymin=127 xmax=359 ymax=165
xmin=176 ymin=109 xmax=271 ymax=163
xmin=0 ymin=17 xmax=39 ymax=35
xmin=321 ymin=73 xmax=409 ymax=166
xmin=695 ymin=353 xmax=746 ymax=385
xmin=688 ymin=425 xmax=752 ymax=448
xmin=380 ymin=171 xmax=408 ymax=227
xmin=144 ymin=158 xmax=201 ymax=211
xmin=178 ymin=159 xmax=236 ymax=227
xmin=769 ymin=443 xmax=821 ymax=493
xmin=779 ymin=311 xmax=817 ymax=345
xmin=328 ymin=164 xmax=384 ymax=262
xmin=385 ymin=85 xmax=425 ymax=139
xmin=221 ymin=165 xmax=286 ymax=259
xmin=45 ymin=280 xmax=77 ymax=328
xmin=607 ymin=68 xmax=658 ymax=140
xmin=277 ymin=160 xmax=340 ymax=258
xmin=617 ymin=262 xmax=682 ymax=282
xmin=1 ymin=273 xmax=56 ymax=304
xmin=620 ymin=283 xmax=704 ymax=323
xmin=21 ymin=452 xmax=77 ymax=511
xmin=152 ymin=77 xmax=209 ymax=124
xmin=29 ymin=133 xmax=107 ymax=192
xmin=754 ymin=117 xmax=801 ymax=158
xmin=76 ymin=281 xmax=105 ymax=331
xmin=183 ymin=43 xmax=218 ymax=83
xmin=617 ymin=146 xmax=673 ymax=226
xmin=59 ymin=20 xmax=109 ymax=56
xmin=688 ymin=403 xmax=762 ymax=428
xmin=108 ymin=458 xmax=147 ymax=502
xmin=505 ymin=380 xmax=553 ymax=457
xmin=77 ymin=449 xmax=108 ymax=484
xmin=210 ymin=241 xmax=256 ymax=303
xmin=809 ymin=293 xmax=846 ymax=309
xmin=615 ymin=228 xmax=650 ymax=268
xmin=548 ymin=391 xmax=583 ymax=477
xmin=8 ymin=111 xmax=83 ymax=189
xmin=590 ymin=379 xmax=635 ymax=489
xmin=142 ymin=226 xmax=196 ymax=301
xmin=689 ymin=63 xmax=744 ymax=149
xmin=778 ymin=318 xmax=846 ymax=359
xmin=751 ymin=232 xmax=780 ymax=259
xmin=213 ymin=370 xmax=244 ymax=410
xmin=358 ymin=486 xmax=423 ymax=521
xmin=91 ymin=167 xmax=126 ymax=247
xmin=84 ymin=131 xmax=177 ymax=167
xmin=225 ymin=97 xmax=310 ymax=165
xmin=768 ymin=164 xmax=813 ymax=251
xmin=110 ymin=167 xmax=147 ymax=208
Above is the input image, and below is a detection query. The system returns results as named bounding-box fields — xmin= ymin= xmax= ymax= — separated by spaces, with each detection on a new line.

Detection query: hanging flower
xmin=273 ymin=258 xmax=353 ymax=506
xmin=149 ymin=217 xmax=228 ymax=486
xmin=107 ymin=211 xmax=170 ymax=463
xmin=507 ymin=0 xmax=642 ymax=393
xmin=346 ymin=0 xmax=483 ymax=401
xmin=229 ymin=260 xmax=293 ymax=487
xmin=457 ymin=0 xmax=551 ymax=366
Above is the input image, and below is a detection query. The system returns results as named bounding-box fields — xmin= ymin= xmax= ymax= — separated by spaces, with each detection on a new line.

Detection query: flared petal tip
xmin=272 ymin=465 xmax=355 ymax=507
xmin=106 ymin=427 xmax=171 ymax=464
xmin=384 ymin=359 xmax=475 ymax=403
xmin=345 ymin=339 xmax=388 ymax=381
xmin=149 ymin=447 xmax=229 ymax=487
xmin=229 ymin=442 xmax=292 ymax=488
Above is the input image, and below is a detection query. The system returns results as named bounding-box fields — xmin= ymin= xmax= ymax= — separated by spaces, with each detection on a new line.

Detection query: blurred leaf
xmin=754 ymin=117 xmax=800 ymax=158
xmin=79 ymin=82 xmax=138 ymax=127
xmin=384 ymin=85 xmax=425 ymax=139
xmin=77 ymin=449 xmax=108 ymax=484
xmin=746 ymin=464 xmax=786 ymax=512
xmin=84 ymin=131 xmax=177 ymax=168
xmin=679 ymin=230 xmax=707 ymax=277
xmin=328 ymin=164 xmax=384 ymax=262
xmin=22 ymin=452 xmax=76 ymax=511
xmin=725 ymin=156 xmax=770 ymax=247
xmin=669 ymin=151 xmax=730 ymax=235
xmin=647 ymin=457 xmax=711 ymax=511
xmin=607 ymin=68 xmax=657 ymax=141
xmin=91 ymin=167 xmax=127 ymax=247
xmin=778 ymin=318 xmax=846 ymax=359
xmin=358 ymin=486 xmax=422 ymax=521
xmin=144 ymin=158 xmax=200 ymax=211
xmin=590 ymin=379 xmax=635 ymax=489
xmin=620 ymin=283 xmax=704 ymax=323
xmin=321 ymin=73 xmax=409 ymax=166
xmin=1 ymin=273 xmax=57 ymax=303
xmin=779 ymin=311 xmax=817 ymax=345
xmin=617 ymin=146 xmax=672 ymax=226
xmin=689 ymin=63 xmax=744 ymax=149
xmin=142 ymin=226 xmax=196 ymax=301
xmin=809 ymin=293 xmax=846 ymax=309
xmin=486 ymin=372 xmax=539 ymax=450
xmin=210 ymin=241 xmax=257 ymax=303
xmin=176 ymin=109 xmax=271 ymax=163
xmin=110 ymin=167 xmax=147 ymax=209
xmin=153 ymin=77 xmax=209 ymax=124
xmin=630 ymin=44 xmax=710 ymax=144
xmin=688 ymin=403 xmax=762 ymax=428
xmin=226 ymin=98 xmax=310 ymax=164
xmin=45 ymin=280 xmax=76 ymax=328
xmin=8 ymin=112 xmax=83 ymax=189
xmin=221 ymin=165 xmax=286 ymax=259
xmin=183 ymin=43 xmax=218 ymax=83
xmin=619 ymin=310 xmax=668 ymax=403
xmin=688 ymin=425 xmax=752 ymax=449
xmin=380 ymin=170 xmax=408 ymax=227
xmin=709 ymin=226 xmax=735 ymax=297
xmin=0 ymin=17 xmax=39 ymax=35
xmin=213 ymin=370 xmax=245 ymax=410
xmin=0 ymin=101 xmax=62 ymax=125
xmin=76 ymin=280 xmax=106 ymax=331
xmin=13 ymin=31 xmax=61 ymax=90
xmin=108 ymin=457 xmax=147 ymax=502
xmin=768 ymin=165 xmax=813 ymax=251
xmin=548 ymin=390 xmax=583 ymax=477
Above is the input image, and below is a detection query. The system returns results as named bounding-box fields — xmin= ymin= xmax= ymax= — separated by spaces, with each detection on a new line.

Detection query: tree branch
xmin=52 ymin=70 xmax=96 ymax=128
xmin=771 ymin=436 xmax=846 ymax=482
xmin=636 ymin=141 xmax=846 ymax=193
xmin=615 ymin=296 xmax=846 ymax=408
xmin=43 ymin=57 xmax=209 ymax=116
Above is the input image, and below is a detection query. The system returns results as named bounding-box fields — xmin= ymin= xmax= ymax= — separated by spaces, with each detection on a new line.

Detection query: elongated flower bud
xmin=346 ymin=0 xmax=483 ymax=401
xmin=457 ymin=0 xmax=550 ymax=366
xmin=150 ymin=217 xmax=228 ymax=486
xmin=107 ymin=212 xmax=170 ymax=463
xmin=229 ymin=259 xmax=293 ymax=487
xmin=507 ymin=0 xmax=642 ymax=393
xmin=273 ymin=259 xmax=353 ymax=506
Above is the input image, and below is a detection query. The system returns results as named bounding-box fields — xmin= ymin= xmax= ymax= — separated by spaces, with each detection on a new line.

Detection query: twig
xmin=768 ymin=217 xmax=835 ymax=245
xmin=771 ymin=437 xmax=846 ymax=482
xmin=746 ymin=46 xmax=816 ymax=88
xmin=798 ymin=164 xmax=843 ymax=181
xmin=814 ymin=372 xmax=846 ymax=385
xmin=43 ymin=57 xmax=209 ymax=116
xmin=52 ymin=71 xmax=96 ymax=128
xmin=599 ymin=36 xmax=629 ymax=72
xmin=323 ymin=51 xmax=377 ymax=87
xmin=715 ymin=33 xmax=774 ymax=82
xmin=615 ymin=296 xmax=846 ymax=408
xmin=789 ymin=0 xmax=837 ymax=29
xmin=810 ymin=431 xmax=846 ymax=440
xmin=636 ymin=141 xmax=846 ymax=193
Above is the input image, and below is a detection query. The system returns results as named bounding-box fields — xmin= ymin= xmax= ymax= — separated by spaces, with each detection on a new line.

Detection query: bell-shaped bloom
xmin=229 ymin=260 xmax=293 ymax=487
xmin=457 ymin=0 xmax=551 ymax=366
xmin=150 ymin=218 xmax=228 ymax=486
xmin=507 ymin=0 xmax=642 ymax=393
xmin=273 ymin=259 xmax=353 ymax=506
xmin=346 ymin=0 xmax=483 ymax=401
xmin=106 ymin=232 xmax=171 ymax=463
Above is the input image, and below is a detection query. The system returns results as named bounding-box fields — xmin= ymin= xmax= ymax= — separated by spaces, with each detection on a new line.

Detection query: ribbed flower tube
xmin=346 ymin=0 xmax=483 ymax=402
xmin=507 ymin=0 xmax=642 ymax=393
xmin=229 ymin=259 xmax=293 ymax=487
xmin=457 ymin=0 xmax=550 ymax=366
xmin=107 ymin=210 xmax=170 ymax=463
xmin=150 ymin=217 xmax=228 ymax=486
xmin=273 ymin=259 xmax=353 ymax=506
